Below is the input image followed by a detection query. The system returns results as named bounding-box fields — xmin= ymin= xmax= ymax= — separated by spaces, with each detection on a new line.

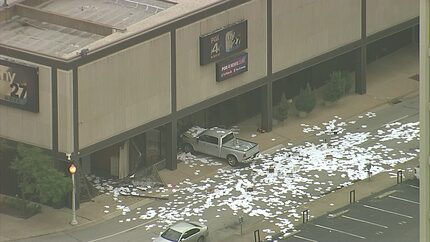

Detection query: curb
xmin=262 ymin=144 xmax=284 ymax=154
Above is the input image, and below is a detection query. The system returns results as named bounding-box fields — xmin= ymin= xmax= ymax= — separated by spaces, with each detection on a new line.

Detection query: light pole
xmin=69 ymin=163 xmax=78 ymax=225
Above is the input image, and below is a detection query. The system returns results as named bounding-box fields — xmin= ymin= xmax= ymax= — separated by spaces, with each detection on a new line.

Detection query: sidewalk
xmin=0 ymin=45 xmax=419 ymax=242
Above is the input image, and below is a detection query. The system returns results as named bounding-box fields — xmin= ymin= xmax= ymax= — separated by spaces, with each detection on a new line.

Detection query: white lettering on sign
xmin=221 ymin=57 xmax=246 ymax=72
xmin=0 ymin=70 xmax=16 ymax=83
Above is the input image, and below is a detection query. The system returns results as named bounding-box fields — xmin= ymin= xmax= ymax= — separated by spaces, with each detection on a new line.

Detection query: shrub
xmin=294 ymin=83 xmax=316 ymax=113
xmin=10 ymin=144 xmax=71 ymax=207
xmin=0 ymin=195 xmax=41 ymax=218
xmin=323 ymin=71 xmax=345 ymax=102
xmin=273 ymin=93 xmax=289 ymax=121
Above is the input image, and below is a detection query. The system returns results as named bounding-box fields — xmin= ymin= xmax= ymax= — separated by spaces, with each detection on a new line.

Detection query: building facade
xmin=0 ymin=0 xmax=419 ymax=179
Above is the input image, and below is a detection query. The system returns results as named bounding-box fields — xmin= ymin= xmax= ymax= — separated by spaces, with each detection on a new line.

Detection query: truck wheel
xmin=183 ymin=144 xmax=194 ymax=154
xmin=227 ymin=155 xmax=238 ymax=167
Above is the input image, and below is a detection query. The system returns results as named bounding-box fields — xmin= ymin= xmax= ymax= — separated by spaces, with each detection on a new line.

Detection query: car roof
xmin=169 ymin=221 xmax=200 ymax=233
xmin=203 ymin=127 xmax=232 ymax=138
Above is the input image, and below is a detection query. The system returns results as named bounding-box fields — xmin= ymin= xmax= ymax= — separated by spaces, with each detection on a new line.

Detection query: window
xmin=182 ymin=228 xmax=200 ymax=239
xmin=199 ymin=135 xmax=218 ymax=145
xmin=222 ymin=133 xmax=235 ymax=144
xmin=161 ymin=228 xmax=182 ymax=242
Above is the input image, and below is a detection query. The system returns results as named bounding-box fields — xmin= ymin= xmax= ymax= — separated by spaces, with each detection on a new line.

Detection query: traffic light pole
xmin=71 ymin=170 xmax=77 ymax=225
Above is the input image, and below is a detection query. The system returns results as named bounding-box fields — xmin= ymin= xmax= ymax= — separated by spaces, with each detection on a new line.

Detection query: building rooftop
xmin=0 ymin=15 xmax=104 ymax=57
xmin=0 ymin=0 xmax=177 ymax=58
xmin=36 ymin=0 xmax=174 ymax=29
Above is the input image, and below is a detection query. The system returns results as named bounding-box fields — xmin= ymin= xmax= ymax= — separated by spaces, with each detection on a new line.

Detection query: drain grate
xmin=409 ymin=74 xmax=419 ymax=81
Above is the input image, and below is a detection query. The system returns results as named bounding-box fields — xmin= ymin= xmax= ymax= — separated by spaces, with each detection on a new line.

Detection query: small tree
xmin=273 ymin=93 xmax=289 ymax=121
xmin=323 ymin=71 xmax=345 ymax=103
xmin=294 ymin=83 xmax=316 ymax=113
xmin=10 ymin=144 xmax=71 ymax=207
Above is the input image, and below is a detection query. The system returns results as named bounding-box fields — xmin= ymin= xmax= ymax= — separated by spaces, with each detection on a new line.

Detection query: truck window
xmin=207 ymin=136 xmax=218 ymax=145
xmin=200 ymin=135 xmax=218 ymax=145
xmin=222 ymin=133 xmax=235 ymax=144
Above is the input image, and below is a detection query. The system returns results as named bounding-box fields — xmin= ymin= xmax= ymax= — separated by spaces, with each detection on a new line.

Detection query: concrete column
xmin=355 ymin=47 xmax=367 ymax=94
xmin=262 ymin=0 xmax=273 ymax=132
xmin=261 ymin=83 xmax=272 ymax=132
xmin=71 ymin=68 xmax=80 ymax=209
xmin=168 ymin=29 xmax=178 ymax=171
xmin=166 ymin=121 xmax=177 ymax=170
xmin=118 ymin=140 xmax=130 ymax=179
xmin=356 ymin=0 xmax=367 ymax=95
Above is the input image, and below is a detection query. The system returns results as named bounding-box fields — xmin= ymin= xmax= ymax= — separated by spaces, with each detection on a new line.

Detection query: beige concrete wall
xmin=78 ymin=33 xmax=171 ymax=149
xmin=57 ymin=69 xmax=73 ymax=154
xmin=367 ymin=0 xmax=419 ymax=35
xmin=0 ymin=63 xmax=52 ymax=149
xmin=272 ymin=0 xmax=361 ymax=73
xmin=176 ymin=0 xmax=267 ymax=110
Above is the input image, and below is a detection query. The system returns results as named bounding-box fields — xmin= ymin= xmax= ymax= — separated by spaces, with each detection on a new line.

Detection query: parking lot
xmin=278 ymin=178 xmax=420 ymax=242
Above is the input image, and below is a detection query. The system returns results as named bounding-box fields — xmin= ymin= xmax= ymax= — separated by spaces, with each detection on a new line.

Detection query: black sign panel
xmin=200 ymin=20 xmax=248 ymax=65
xmin=0 ymin=58 xmax=39 ymax=112
xmin=216 ymin=52 xmax=248 ymax=82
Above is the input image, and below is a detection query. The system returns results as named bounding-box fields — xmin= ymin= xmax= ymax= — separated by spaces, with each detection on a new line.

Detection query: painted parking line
xmin=362 ymin=204 xmax=413 ymax=219
xmin=293 ymin=235 xmax=319 ymax=242
xmin=388 ymin=195 xmax=420 ymax=205
xmin=313 ymin=224 xmax=366 ymax=240
xmin=409 ymin=184 xmax=419 ymax=189
xmin=87 ymin=218 xmax=157 ymax=242
xmin=341 ymin=215 xmax=388 ymax=229
xmin=380 ymin=115 xmax=409 ymax=127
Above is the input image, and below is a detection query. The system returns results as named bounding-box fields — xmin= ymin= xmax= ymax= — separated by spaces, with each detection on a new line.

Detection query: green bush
xmin=0 ymin=195 xmax=41 ymax=218
xmin=10 ymin=145 xmax=71 ymax=207
xmin=323 ymin=71 xmax=345 ymax=102
xmin=273 ymin=93 xmax=289 ymax=121
xmin=294 ymin=83 xmax=316 ymax=113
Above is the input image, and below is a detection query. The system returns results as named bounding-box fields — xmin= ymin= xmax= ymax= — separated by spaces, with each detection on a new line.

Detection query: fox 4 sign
xmin=200 ymin=20 xmax=247 ymax=65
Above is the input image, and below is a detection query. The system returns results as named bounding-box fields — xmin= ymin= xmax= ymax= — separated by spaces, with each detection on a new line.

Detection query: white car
xmin=414 ymin=166 xmax=420 ymax=180
xmin=154 ymin=221 xmax=208 ymax=242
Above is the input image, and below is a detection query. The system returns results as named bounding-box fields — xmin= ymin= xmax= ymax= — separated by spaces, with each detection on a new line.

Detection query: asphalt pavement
xmin=278 ymin=179 xmax=420 ymax=242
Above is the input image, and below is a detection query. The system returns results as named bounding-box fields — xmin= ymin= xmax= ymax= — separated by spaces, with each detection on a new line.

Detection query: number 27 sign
xmin=0 ymin=58 xmax=39 ymax=112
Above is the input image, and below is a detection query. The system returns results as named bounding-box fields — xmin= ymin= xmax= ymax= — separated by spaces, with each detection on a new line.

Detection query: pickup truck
xmin=181 ymin=126 xmax=260 ymax=166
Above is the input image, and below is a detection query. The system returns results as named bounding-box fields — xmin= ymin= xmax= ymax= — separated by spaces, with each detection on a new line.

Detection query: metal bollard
xmin=397 ymin=170 xmax=403 ymax=184
xmin=254 ymin=229 xmax=260 ymax=242
xmin=302 ymin=209 xmax=310 ymax=223
xmin=349 ymin=189 xmax=356 ymax=203
xmin=239 ymin=216 xmax=244 ymax=236
xmin=366 ymin=162 xmax=372 ymax=180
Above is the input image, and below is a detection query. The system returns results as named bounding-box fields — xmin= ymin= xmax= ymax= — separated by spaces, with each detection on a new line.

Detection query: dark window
xmin=199 ymin=135 xmax=209 ymax=142
xmin=199 ymin=135 xmax=218 ymax=145
xmin=182 ymin=228 xmax=200 ymax=239
xmin=161 ymin=228 xmax=182 ymax=242
xmin=222 ymin=133 xmax=235 ymax=144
